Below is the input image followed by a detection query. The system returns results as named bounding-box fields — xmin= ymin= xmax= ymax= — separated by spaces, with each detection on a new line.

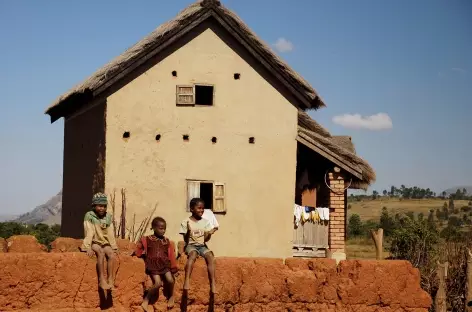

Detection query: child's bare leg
xmin=141 ymin=275 xmax=162 ymax=312
xmin=103 ymin=246 xmax=117 ymax=288
xmin=183 ymin=251 xmax=198 ymax=290
xmin=91 ymin=244 xmax=110 ymax=290
xmin=204 ymin=252 xmax=217 ymax=294
xmin=164 ymin=272 xmax=175 ymax=308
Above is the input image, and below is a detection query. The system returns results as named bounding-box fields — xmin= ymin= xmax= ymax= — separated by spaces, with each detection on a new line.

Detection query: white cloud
xmin=438 ymin=67 xmax=467 ymax=78
xmin=451 ymin=67 xmax=467 ymax=74
xmin=273 ymin=38 xmax=294 ymax=53
xmin=332 ymin=113 xmax=393 ymax=131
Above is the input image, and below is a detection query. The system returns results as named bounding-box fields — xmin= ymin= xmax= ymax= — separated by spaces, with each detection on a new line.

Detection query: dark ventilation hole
xmin=172 ymin=70 xmax=177 ymax=77
xmin=249 ymin=137 xmax=255 ymax=144
xmin=183 ymin=134 xmax=190 ymax=141
xmin=211 ymin=137 xmax=217 ymax=143
xmin=123 ymin=132 xmax=130 ymax=139
xmin=234 ymin=73 xmax=241 ymax=80
xmin=155 ymin=134 xmax=161 ymax=141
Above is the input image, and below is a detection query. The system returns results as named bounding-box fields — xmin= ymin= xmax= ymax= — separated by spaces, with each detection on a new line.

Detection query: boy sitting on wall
xmin=179 ymin=198 xmax=217 ymax=293
xmin=80 ymin=192 xmax=119 ymax=290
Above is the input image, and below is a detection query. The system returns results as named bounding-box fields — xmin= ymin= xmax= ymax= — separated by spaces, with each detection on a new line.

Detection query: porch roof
xmin=297 ymin=111 xmax=375 ymax=190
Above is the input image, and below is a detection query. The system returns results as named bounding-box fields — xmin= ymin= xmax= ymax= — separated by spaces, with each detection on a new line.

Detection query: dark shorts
xmin=185 ymin=244 xmax=211 ymax=257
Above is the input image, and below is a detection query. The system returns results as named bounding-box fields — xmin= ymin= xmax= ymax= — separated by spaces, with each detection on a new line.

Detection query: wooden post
xmin=110 ymin=190 xmax=117 ymax=237
xmin=120 ymin=188 xmax=127 ymax=239
xmin=370 ymin=228 xmax=384 ymax=260
xmin=435 ymin=261 xmax=448 ymax=312
xmin=466 ymin=249 xmax=472 ymax=311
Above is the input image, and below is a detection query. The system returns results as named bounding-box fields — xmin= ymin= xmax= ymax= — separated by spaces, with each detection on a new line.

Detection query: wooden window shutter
xmin=176 ymin=85 xmax=195 ymax=105
xmin=187 ymin=181 xmax=200 ymax=211
xmin=213 ymin=182 xmax=226 ymax=213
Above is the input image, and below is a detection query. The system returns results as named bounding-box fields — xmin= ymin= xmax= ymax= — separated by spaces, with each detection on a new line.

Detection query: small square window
xmin=195 ymin=85 xmax=214 ymax=106
xmin=186 ymin=180 xmax=226 ymax=213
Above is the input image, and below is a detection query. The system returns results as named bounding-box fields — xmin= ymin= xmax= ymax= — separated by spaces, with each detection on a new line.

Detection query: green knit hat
xmin=92 ymin=192 xmax=108 ymax=206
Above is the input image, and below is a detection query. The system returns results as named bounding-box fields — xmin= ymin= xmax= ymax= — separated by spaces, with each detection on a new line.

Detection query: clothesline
xmin=293 ymin=204 xmax=330 ymax=227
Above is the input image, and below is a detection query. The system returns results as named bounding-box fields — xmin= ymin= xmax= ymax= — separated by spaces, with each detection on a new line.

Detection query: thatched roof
xmin=45 ymin=0 xmax=325 ymax=122
xmin=297 ymin=110 xmax=331 ymax=138
xmin=331 ymin=136 xmax=355 ymax=154
xmin=297 ymin=111 xmax=375 ymax=189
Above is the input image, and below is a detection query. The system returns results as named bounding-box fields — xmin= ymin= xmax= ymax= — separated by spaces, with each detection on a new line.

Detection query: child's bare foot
xmin=108 ymin=278 xmax=115 ymax=290
xmin=141 ymin=301 xmax=150 ymax=312
xmin=167 ymin=296 xmax=175 ymax=309
xmin=99 ymin=279 xmax=110 ymax=290
xmin=210 ymin=284 xmax=218 ymax=294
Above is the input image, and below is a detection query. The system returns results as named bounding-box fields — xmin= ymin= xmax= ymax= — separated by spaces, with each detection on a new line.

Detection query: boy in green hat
xmin=81 ymin=192 xmax=119 ymax=290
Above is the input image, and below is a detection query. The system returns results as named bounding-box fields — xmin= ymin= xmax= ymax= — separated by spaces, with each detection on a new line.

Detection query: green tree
xmin=348 ymin=214 xmax=363 ymax=237
xmin=389 ymin=217 xmax=439 ymax=268
xmin=372 ymin=190 xmax=379 ymax=200
xmin=0 ymin=222 xmax=30 ymax=238
xmin=380 ymin=207 xmax=396 ymax=236
xmin=383 ymin=190 xmax=388 ymax=197
xmin=440 ymin=225 xmax=461 ymax=241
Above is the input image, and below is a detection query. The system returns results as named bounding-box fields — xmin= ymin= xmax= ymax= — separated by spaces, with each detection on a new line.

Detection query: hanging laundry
xmin=322 ymin=207 xmax=330 ymax=220
xmin=311 ymin=209 xmax=320 ymax=222
xmin=315 ymin=207 xmax=330 ymax=221
xmin=316 ymin=207 xmax=324 ymax=220
xmin=293 ymin=204 xmax=303 ymax=227
xmin=302 ymin=206 xmax=311 ymax=223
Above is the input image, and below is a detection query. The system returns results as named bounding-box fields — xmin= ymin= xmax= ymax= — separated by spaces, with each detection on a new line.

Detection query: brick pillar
xmin=328 ymin=169 xmax=346 ymax=253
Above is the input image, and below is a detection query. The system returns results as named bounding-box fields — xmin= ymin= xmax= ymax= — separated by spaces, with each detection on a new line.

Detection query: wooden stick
xmin=134 ymin=219 xmax=147 ymax=243
xmin=139 ymin=203 xmax=158 ymax=240
xmin=110 ymin=189 xmax=117 ymax=237
xmin=435 ymin=261 xmax=448 ymax=312
xmin=370 ymin=228 xmax=384 ymax=260
xmin=120 ymin=188 xmax=127 ymax=239
xmin=466 ymin=249 xmax=472 ymax=311
xmin=130 ymin=213 xmax=136 ymax=242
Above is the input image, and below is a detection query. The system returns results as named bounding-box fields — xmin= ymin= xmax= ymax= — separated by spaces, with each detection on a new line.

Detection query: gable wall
xmin=104 ymin=20 xmax=298 ymax=257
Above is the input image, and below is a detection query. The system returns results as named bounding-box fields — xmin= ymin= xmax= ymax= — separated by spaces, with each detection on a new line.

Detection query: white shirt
xmin=202 ymin=209 xmax=219 ymax=229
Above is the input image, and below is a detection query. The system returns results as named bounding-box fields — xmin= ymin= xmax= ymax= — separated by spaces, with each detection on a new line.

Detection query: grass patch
xmin=346 ymin=237 xmax=390 ymax=259
xmin=348 ymin=198 xmax=469 ymax=221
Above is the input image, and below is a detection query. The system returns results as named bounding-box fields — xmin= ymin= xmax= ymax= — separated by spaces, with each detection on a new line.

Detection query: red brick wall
xmin=328 ymin=171 xmax=346 ymax=252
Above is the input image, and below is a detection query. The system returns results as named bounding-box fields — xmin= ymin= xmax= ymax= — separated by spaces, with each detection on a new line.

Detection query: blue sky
xmin=1 ymin=0 xmax=471 ymax=215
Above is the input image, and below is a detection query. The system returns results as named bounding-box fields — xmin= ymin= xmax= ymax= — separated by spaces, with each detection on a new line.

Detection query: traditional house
xmin=45 ymin=0 xmax=375 ymax=258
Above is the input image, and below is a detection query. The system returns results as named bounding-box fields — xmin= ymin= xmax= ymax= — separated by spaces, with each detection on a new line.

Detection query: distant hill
xmin=15 ymin=190 xmax=62 ymax=225
xmin=443 ymin=186 xmax=472 ymax=196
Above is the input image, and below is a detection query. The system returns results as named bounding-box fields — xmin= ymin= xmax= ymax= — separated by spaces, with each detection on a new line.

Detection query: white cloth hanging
xmin=316 ymin=207 xmax=325 ymax=220
xmin=316 ymin=207 xmax=330 ymax=220
xmin=293 ymin=204 xmax=303 ymax=227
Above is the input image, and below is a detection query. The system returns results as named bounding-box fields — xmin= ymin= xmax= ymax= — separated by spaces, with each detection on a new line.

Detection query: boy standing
xmin=81 ymin=192 xmax=118 ymax=290
xmin=179 ymin=198 xmax=217 ymax=293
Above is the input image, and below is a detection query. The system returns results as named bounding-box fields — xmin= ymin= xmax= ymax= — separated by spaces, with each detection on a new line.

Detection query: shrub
xmin=347 ymin=214 xmax=363 ymax=237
